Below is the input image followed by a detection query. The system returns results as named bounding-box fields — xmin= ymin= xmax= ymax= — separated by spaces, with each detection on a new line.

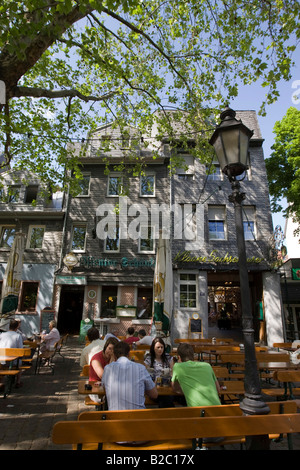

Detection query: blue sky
xmin=230 ymin=66 xmax=300 ymax=233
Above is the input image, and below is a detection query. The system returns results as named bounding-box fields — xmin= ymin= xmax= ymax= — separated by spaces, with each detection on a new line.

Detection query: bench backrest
xmin=219 ymin=354 xmax=245 ymax=364
xmin=0 ymin=347 xmax=31 ymax=357
xmin=128 ymin=350 xmax=146 ymax=362
xmin=81 ymin=365 xmax=90 ymax=377
xmin=273 ymin=342 xmax=292 ymax=349
xmin=52 ymin=413 xmax=300 ymax=445
xmin=256 ymin=353 xmax=290 ymax=362
xmin=77 ymin=401 xmax=298 ymax=422
xmin=274 ymin=370 xmax=300 ymax=383
xmin=193 ymin=345 xmax=241 ymax=352
xmin=220 ymin=352 xmax=290 ymax=365
xmin=174 ymin=338 xmax=235 ymax=344
xmin=212 ymin=367 xmax=230 ymax=378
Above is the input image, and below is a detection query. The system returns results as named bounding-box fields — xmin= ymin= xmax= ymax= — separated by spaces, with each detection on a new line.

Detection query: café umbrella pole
xmin=0 ymin=232 xmax=25 ymax=330
xmin=153 ymin=232 xmax=173 ymax=347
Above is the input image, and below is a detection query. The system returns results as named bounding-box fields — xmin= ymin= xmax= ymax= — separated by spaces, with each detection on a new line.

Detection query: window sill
xmin=16 ymin=310 xmax=38 ymax=315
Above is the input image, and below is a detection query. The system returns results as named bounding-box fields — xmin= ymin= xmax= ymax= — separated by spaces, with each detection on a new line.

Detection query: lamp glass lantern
xmin=209 ymin=107 xmax=253 ymax=179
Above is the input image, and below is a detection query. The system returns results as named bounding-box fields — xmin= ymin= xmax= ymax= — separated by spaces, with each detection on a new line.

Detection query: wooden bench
xmin=80 ymin=364 xmax=90 ymax=377
xmin=52 ymin=401 xmax=300 ymax=450
xmin=174 ymin=338 xmax=235 ymax=344
xmin=0 ymin=348 xmax=31 ymax=397
xmin=272 ymin=370 xmax=300 ymax=399
xmin=0 ymin=369 xmax=21 ymax=397
xmin=273 ymin=342 xmax=293 ymax=351
xmin=128 ymin=350 xmax=147 ymax=363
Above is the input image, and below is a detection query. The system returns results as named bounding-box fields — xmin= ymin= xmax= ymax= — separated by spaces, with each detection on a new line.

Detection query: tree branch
xmin=12 ymin=86 xmax=118 ymax=102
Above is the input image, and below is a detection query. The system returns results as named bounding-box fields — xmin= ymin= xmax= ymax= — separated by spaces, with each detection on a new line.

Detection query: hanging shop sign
xmin=79 ymin=256 xmax=155 ymax=269
xmin=56 ymin=275 xmax=87 ymax=285
xmin=292 ymin=268 xmax=300 ymax=280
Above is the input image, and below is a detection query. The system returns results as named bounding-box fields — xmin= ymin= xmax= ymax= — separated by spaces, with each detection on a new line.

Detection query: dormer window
xmin=24 ymin=185 xmax=39 ymax=203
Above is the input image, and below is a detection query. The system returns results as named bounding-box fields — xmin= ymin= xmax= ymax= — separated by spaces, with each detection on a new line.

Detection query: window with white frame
xmin=243 ymin=206 xmax=256 ymax=240
xmin=180 ymin=203 xmax=197 ymax=241
xmin=104 ymin=225 xmax=120 ymax=252
xmin=179 ymin=273 xmax=197 ymax=308
xmin=176 ymin=155 xmax=194 ymax=180
xmin=27 ymin=225 xmax=45 ymax=249
xmin=0 ymin=226 xmax=15 ymax=248
xmin=107 ymin=174 xmax=123 ymax=196
xmin=24 ymin=185 xmax=39 ymax=203
xmin=207 ymin=162 xmax=222 ymax=181
xmin=140 ymin=174 xmax=155 ymax=197
xmin=208 ymin=205 xmax=226 ymax=240
xmin=19 ymin=281 xmax=39 ymax=312
xmin=7 ymin=186 xmax=20 ymax=203
xmin=139 ymin=226 xmax=155 ymax=253
xmin=71 ymin=224 xmax=87 ymax=252
xmin=77 ymin=173 xmax=91 ymax=196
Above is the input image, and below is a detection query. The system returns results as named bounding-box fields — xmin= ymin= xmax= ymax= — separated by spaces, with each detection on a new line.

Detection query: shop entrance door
xmin=57 ymin=285 xmax=84 ymax=334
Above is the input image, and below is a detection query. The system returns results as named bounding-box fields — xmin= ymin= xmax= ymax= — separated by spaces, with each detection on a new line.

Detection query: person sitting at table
xmin=88 ymin=336 xmax=119 ymax=404
xmin=144 ymin=337 xmax=172 ymax=376
xmin=40 ymin=321 xmax=60 ymax=352
xmin=123 ymin=327 xmax=139 ymax=345
xmin=171 ymin=342 xmax=221 ymax=406
xmin=80 ymin=327 xmax=105 ymax=367
xmin=103 ymin=329 xmax=120 ymax=342
xmin=171 ymin=343 xmax=223 ymax=443
xmin=135 ymin=329 xmax=153 ymax=346
xmin=15 ymin=319 xmax=27 ymax=341
xmin=144 ymin=336 xmax=174 ymax=407
xmin=0 ymin=319 xmax=24 ymax=388
xmin=102 ymin=341 xmax=158 ymax=410
xmin=89 ymin=337 xmax=119 ymax=382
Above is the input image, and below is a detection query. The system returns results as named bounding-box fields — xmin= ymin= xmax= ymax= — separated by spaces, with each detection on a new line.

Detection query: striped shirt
xmin=102 ymin=356 xmax=155 ymax=410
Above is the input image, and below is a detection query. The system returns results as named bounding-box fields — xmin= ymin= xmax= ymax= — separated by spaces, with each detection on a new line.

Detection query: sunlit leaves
xmin=266 ymin=107 xmax=300 ymax=223
xmin=0 ymin=0 xmax=299 ymax=192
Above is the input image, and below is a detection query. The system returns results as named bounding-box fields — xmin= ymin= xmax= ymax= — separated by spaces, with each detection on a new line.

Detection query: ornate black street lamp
xmin=209 ymin=107 xmax=270 ymax=449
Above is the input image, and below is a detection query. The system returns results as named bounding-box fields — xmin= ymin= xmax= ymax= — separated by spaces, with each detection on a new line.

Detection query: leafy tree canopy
xmin=0 ymin=0 xmax=299 ymax=193
xmin=265 ymin=106 xmax=300 ymax=226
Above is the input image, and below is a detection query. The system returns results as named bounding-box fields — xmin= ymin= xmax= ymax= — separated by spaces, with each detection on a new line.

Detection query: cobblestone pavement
xmin=0 ymin=336 xmax=299 ymax=451
xmin=0 ymin=335 xmax=87 ymax=450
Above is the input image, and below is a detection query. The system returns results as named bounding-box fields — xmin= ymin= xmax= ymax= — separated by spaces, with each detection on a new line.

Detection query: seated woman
xmin=144 ymin=337 xmax=174 ymax=407
xmin=89 ymin=337 xmax=119 ymax=381
xmin=89 ymin=337 xmax=119 ymax=403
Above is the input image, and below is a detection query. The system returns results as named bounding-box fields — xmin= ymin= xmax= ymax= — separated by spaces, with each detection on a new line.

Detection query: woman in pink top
xmin=89 ymin=337 xmax=119 ymax=381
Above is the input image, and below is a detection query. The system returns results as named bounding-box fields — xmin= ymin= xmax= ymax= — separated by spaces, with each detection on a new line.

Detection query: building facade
xmin=0 ymin=169 xmax=65 ymax=337
xmin=54 ymin=111 xmax=284 ymax=346
xmin=170 ymin=111 xmax=284 ymax=346
xmin=0 ymin=111 xmax=286 ymax=346
xmin=54 ymin=123 xmax=170 ymax=337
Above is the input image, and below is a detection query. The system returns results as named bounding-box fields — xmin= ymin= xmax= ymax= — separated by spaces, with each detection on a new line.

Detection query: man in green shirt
xmin=171 ymin=343 xmax=221 ymax=407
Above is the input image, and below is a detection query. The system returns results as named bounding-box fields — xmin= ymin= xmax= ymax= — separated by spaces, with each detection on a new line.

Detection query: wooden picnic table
xmin=0 ymin=355 xmax=19 ymax=362
xmin=77 ymin=379 xmax=245 ymax=406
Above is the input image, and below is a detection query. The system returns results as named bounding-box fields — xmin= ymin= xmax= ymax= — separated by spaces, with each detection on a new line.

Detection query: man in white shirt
xmin=135 ymin=329 xmax=153 ymax=346
xmin=102 ymin=341 xmax=157 ymax=410
xmin=80 ymin=327 xmax=105 ymax=367
xmin=0 ymin=319 xmax=24 ymax=387
xmin=40 ymin=320 xmax=60 ymax=352
xmin=0 ymin=319 xmax=23 ymax=349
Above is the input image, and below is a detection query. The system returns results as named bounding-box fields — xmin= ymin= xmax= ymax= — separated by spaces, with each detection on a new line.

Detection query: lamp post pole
xmin=210 ymin=108 xmax=270 ymax=450
xmin=229 ymin=181 xmax=270 ymax=414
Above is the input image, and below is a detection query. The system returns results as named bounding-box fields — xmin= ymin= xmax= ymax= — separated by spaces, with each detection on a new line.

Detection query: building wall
xmin=0 ymin=171 xmax=64 ymax=334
